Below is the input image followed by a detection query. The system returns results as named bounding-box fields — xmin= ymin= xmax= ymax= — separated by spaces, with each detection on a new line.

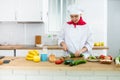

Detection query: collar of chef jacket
xmin=67 ymin=17 xmax=86 ymax=28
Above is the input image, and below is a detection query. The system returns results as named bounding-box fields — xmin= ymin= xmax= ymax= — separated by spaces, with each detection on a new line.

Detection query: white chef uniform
xmin=58 ymin=5 xmax=93 ymax=58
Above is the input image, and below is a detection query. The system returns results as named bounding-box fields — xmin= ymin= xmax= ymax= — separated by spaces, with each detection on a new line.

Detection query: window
xmin=46 ymin=0 xmax=75 ymax=34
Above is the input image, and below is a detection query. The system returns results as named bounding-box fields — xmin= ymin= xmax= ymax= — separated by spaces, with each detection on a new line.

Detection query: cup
xmin=41 ymin=54 xmax=48 ymax=61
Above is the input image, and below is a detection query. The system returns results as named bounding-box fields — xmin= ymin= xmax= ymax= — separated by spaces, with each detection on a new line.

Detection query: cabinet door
xmin=16 ymin=50 xmax=41 ymax=57
xmin=0 ymin=0 xmax=15 ymax=21
xmin=17 ymin=0 xmax=43 ymax=22
xmin=0 ymin=50 xmax=14 ymax=56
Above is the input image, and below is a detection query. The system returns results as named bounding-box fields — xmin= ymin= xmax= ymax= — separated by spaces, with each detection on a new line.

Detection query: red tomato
xmin=100 ymin=55 xmax=105 ymax=59
xmin=108 ymin=55 xmax=112 ymax=60
xmin=55 ymin=59 xmax=63 ymax=64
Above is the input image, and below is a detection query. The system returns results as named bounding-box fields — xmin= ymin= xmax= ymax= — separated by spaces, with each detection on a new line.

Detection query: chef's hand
xmin=75 ymin=50 xmax=81 ymax=57
xmin=60 ymin=42 xmax=68 ymax=51
xmin=75 ymin=47 xmax=88 ymax=57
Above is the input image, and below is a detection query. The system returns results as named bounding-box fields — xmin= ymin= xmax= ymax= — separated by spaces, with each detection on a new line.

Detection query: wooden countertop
xmin=0 ymin=57 xmax=119 ymax=71
xmin=0 ymin=45 xmax=109 ymax=50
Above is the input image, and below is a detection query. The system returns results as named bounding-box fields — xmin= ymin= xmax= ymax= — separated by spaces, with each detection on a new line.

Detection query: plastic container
xmin=41 ymin=46 xmax=48 ymax=62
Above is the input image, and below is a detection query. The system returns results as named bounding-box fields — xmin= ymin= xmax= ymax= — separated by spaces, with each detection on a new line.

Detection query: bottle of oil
xmin=35 ymin=35 xmax=41 ymax=47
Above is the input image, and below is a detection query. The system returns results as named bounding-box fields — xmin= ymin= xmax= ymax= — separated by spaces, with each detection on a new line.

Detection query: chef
xmin=58 ymin=4 xmax=93 ymax=58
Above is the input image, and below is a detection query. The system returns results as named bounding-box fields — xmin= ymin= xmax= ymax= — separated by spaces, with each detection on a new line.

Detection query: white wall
xmin=75 ymin=0 xmax=107 ymax=55
xmin=108 ymin=0 xmax=120 ymax=57
xmin=0 ymin=22 xmax=44 ymax=45
xmin=75 ymin=0 xmax=107 ymax=44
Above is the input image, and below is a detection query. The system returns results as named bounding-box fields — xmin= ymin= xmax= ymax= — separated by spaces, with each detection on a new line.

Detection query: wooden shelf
xmin=92 ymin=46 xmax=109 ymax=50
xmin=0 ymin=45 xmax=109 ymax=50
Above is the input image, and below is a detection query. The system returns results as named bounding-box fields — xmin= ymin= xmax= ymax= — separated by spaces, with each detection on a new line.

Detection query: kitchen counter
xmin=0 ymin=57 xmax=119 ymax=71
xmin=0 ymin=45 xmax=109 ymax=50
xmin=1 ymin=57 xmax=120 ymax=80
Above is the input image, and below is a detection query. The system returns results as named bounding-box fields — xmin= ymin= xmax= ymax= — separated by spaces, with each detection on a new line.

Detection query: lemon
xmin=33 ymin=56 xmax=40 ymax=62
xmin=100 ymin=42 xmax=104 ymax=46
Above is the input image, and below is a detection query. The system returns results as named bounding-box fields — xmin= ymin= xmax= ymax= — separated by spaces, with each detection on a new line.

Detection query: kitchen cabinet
xmin=0 ymin=0 xmax=43 ymax=22
xmin=0 ymin=0 xmax=15 ymax=21
xmin=16 ymin=49 xmax=64 ymax=57
xmin=16 ymin=0 xmax=43 ymax=22
xmin=16 ymin=50 xmax=30 ymax=57
xmin=16 ymin=50 xmax=41 ymax=57
xmin=0 ymin=50 xmax=14 ymax=56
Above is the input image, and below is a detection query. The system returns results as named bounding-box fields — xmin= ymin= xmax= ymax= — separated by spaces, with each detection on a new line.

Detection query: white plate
xmin=87 ymin=59 xmax=99 ymax=62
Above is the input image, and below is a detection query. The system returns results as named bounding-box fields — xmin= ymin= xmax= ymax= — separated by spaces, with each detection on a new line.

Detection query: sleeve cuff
xmin=58 ymin=40 xmax=64 ymax=46
xmin=85 ymin=44 xmax=92 ymax=53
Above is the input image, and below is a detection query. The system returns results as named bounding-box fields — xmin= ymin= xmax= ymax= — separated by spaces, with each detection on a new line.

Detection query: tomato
xmin=108 ymin=55 xmax=112 ymax=60
xmin=99 ymin=55 xmax=105 ymax=59
xmin=55 ymin=59 xmax=63 ymax=64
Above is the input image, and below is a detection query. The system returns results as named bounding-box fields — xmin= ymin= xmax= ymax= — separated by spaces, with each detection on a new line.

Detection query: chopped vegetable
xmin=69 ymin=53 xmax=84 ymax=58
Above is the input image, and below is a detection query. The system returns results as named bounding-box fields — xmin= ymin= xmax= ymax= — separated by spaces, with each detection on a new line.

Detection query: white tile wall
xmin=80 ymin=76 xmax=107 ymax=80
xmin=0 ymin=69 xmax=120 ymax=80
xmin=66 ymin=71 xmax=94 ymax=76
xmin=0 ymin=22 xmax=44 ymax=45
xmin=25 ymin=23 xmax=44 ymax=45
xmin=12 ymin=75 xmax=26 ymax=80
xmin=108 ymin=77 xmax=120 ymax=80
xmin=13 ymin=70 xmax=40 ymax=75
xmin=0 ymin=69 xmax=13 ymax=75
xmin=66 ymin=76 xmax=79 ymax=80
xmin=53 ymin=76 xmax=66 ymax=80
xmin=0 ymin=22 xmax=25 ymax=45
xmin=27 ymin=75 xmax=53 ymax=80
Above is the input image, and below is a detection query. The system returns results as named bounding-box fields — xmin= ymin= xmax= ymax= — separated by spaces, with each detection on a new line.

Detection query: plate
xmin=87 ymin=59 xmax=99 ymax=62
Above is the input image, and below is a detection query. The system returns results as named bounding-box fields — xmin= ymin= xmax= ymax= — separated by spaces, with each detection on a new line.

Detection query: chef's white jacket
xmin=58 ymin=23 xmax=94 ymax=58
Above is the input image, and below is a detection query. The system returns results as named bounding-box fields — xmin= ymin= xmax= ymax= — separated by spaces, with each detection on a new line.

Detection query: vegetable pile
xmin=115 ymin=56 xmax=120 ymax=65
xmin=64 ymin=59 xmax=87 ymax=66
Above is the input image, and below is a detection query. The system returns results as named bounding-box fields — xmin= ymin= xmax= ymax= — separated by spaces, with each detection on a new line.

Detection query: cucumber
xmin=69 ymin=60 xmax=87 ymax=66
xmin=69 ymin=61 xmax=75 ymax=66
xmin=64 ymin=59 xmax=73 ymax=65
